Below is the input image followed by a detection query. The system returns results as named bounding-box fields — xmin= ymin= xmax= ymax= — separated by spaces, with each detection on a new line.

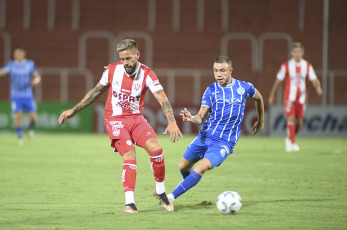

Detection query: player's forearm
xmin=254 ymin=91 xmax=265 ymax=123
xmin=73 ymin=85 xmax=104 ymax=113
xmin=188 ymin=115 xmax=203 ymax=125
xmin=269 ymin=79 xmax=281 ymax=98
xmin=161 ymin=102 xmax=176 ymax=123
xmin=312 ymin=79 xmax=322 ymax=91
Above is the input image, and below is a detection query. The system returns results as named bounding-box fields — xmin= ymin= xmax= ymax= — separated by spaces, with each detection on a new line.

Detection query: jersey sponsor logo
xmin=112 ymin=91 xmax=141 ymax=103
xmin=109 ymin=120 xmax=124 ymax=129
xmin=225 ymin=98 xmax=241 ymax=104
xmin=237 ymin=87 xmax=245 ymax=95
xmin=220 ymin=145 xmax=230 ymax=157
xmin=121 ymin=88 xmax=131 ymax=93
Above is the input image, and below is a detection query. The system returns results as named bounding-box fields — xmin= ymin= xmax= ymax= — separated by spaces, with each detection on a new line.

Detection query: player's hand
xmin=251 ymin=120 xmax=264 ymax=136
xmin=58 ymin=109 xmax=75 ymax=125
xmin=163 ymin=122 xmax=183 ymax=143
xmin=180 ymin=108 xmax=192 ymax=122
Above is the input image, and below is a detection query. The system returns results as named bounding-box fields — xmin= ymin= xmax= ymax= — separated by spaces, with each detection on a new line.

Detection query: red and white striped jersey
xmin=277 ymin=58 xmax=317 ymax=104
xmin=99 ymin=62 xmax=163 ymax=117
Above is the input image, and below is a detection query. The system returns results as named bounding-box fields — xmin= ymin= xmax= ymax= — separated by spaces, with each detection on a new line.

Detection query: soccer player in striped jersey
xmin=268 ymin=42 xmax=322 ymax=152
xmin=165 ymin=56 xmax=264 ymax=203
xmin=0 ymin=47 xmax=41 ymax=145
xmin=58 ymin=39 xmax=182 ymax=213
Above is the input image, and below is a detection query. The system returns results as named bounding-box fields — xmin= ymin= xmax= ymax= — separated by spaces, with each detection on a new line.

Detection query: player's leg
xmin=27 ymin=98 xmax=37 ymax=140
xmin=119 ymin=146 xmax=138 ymax=213
xmin=169 ymin=139 xmax=208 ymax=201
xmin=291 ymin=103 xmax=305 ymax=151
xmin=14 ymin=112 xmax=23 ymax=145
xmin=295 ymin=117 xmax=303 ymax=134
xmin=133 ymin=115 xmax=173 ymax=211
xmin=104 ymin=117 xmax=138 ymax=213
xmin=295 ymin=102 xmax=305 ymax=134
xmin=170 ymin=140 xmax=233 ymax=202
xmin=143 ymin=138 xmax=174 ymax=211
xmin=179 ymin=157 xmax=195 ymax=179
xmin=12 ymin=99 xmax=23 ymax=145
xmin=284 ymin=100 xmax=296 ymax=152
xmin=286 ymin=115 xmax=296 ymax=145
xmin=170 ymin=159 xmax=211 ymax=201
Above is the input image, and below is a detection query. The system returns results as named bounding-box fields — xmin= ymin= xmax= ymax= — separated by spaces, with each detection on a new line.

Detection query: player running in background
xmin=0 ymin=47 xmax=41 ymax=145
xmin=268 ymin=42 xmax=322 ymax=152
xmin=164 ymin=56 xmax=264 ymax=203
xmin=58 ymin=39 xmax=183 ymax=213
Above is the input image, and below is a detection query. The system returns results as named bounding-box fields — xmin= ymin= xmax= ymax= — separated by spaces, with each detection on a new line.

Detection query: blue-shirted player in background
xmin=166 ymin=56 xmax=264 ymax=202
xmin=0 ymin=47 xmax=41 ymax=145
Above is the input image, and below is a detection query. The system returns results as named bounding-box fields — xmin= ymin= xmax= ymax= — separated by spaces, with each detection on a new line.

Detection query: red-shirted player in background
xmin=58 ymin=39 xmax=183 ymax=213
xmin=268 ymin=42 xmax=322 ymax=152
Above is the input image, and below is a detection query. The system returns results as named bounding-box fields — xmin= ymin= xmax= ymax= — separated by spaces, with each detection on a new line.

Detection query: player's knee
xmin=122 ymin=149 xmax=136 ymax=160
xmin=144 ymin=138 xmax=161 ymax=152
xmin=194 ymin=160 xmax=212 ymax=175
xmin=148 ymin=148 xmax=164 ymax=162
xmin=179 ymin=161 xmax=191 ymax=171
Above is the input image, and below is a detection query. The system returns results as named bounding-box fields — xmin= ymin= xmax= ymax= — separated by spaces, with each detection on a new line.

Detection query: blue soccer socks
xmin=172 ymin=171 xmax=202 ymax=199
xmin=180 ymin=167 xmax=194 ymax=179
xmin=15 ymin=126 xmax=23 ymax=139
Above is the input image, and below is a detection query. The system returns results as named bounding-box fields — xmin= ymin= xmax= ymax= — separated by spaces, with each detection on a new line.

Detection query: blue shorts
xmin=11 ymin=97 xmax=36 ymax=113
xmin=183 ymin=133 xmax=235 ymax=169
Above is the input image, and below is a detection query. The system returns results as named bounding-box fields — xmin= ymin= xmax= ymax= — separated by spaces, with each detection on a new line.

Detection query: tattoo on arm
xmin=162 ymin=102 xmax=175 ymax=122
xmin=73 ymin=84 xmax=106 ymax=113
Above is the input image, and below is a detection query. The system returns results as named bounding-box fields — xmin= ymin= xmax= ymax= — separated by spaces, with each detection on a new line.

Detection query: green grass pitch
xmin=0 ymin=133 xmax=346 ymax=229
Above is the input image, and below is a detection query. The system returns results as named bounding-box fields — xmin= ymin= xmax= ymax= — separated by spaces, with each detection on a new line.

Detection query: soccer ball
xmin=216 ymin=191 xmax=242 ymax=214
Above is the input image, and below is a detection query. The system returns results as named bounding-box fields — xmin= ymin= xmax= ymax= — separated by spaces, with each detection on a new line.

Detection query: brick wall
xmin=1 ymin=0 xmax=346 ymax=105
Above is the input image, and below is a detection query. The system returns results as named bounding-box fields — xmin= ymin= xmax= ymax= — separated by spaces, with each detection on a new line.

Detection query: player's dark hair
xmin=292 ymin=42 xmax=304 ymax=50
xmin=215 ymin=56 xmax=232 ymax=66
xmin=14 ymin=46 xmax=26 ymax=52
xmin=117 ymin=39 xmax=138 ymax=52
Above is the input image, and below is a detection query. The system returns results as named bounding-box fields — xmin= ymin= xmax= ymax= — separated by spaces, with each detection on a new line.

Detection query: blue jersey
xmin=2 ymin=59 xmax=36 ymax=98
xmin=200 ymin=78 xmax=256 ymax=144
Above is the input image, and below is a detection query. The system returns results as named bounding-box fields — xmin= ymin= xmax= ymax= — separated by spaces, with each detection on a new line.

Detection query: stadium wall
xmin=0 ymin=0 xmax=346 ymax=135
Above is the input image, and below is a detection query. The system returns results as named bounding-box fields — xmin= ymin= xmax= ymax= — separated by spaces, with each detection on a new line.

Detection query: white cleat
xmin=18 ymin=139 xmax=24 ymax=146
xmin=28 ymin=130 xmax=34 ymax=140
xmin=285 ymin=138 xmax=292 ymax=152
xmin=292 ymin=143 xmax=300 ymax=151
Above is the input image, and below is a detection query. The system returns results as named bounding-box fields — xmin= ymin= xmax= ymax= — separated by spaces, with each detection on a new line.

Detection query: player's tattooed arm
xmin=73 ymin=83 xmax=109 ymax=113
xmin=153 ymin=89 xmax=183 ymax=142
xmin=153 ymin=90 xmax=175 ymax=122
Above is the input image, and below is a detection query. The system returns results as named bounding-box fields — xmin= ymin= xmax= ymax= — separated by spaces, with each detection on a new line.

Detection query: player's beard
xmin=124 ymin=63 xmax=137 ymax=75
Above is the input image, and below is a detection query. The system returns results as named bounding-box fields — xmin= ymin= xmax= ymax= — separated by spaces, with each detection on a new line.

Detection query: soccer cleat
xmin=123 ymin=203 xmax=138 ymax=213
xmin=292 ymin=143 xmax=300 ymax=151
xmin=18 ymin=139 xmax=24 ymax=146
xmin=158 ymin=193 xmax=174 ymax=206
xmin=285 ymin=138 xmax=293 ymax=152
xmin=28 ymin=130 xmax=34 ymax=140
xmin=153 ymin=190 xmax=174 ymax=211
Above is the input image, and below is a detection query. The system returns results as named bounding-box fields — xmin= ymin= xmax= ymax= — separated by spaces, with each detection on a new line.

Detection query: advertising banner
xmin=269 ymin=105 xmax=347 ymax=136
xmin=0 ymin=101 xmax=93 ymax=132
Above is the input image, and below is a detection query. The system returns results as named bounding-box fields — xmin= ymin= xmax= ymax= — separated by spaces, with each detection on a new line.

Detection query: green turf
xmin=0 ymin=133 xmax=346 ymax=229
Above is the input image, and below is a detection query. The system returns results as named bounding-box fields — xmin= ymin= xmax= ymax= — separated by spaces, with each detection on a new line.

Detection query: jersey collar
xmin=217 ymin=77 xmax=235 ymax=88
xmin=124 ymin=62 xmax=141 ymax=78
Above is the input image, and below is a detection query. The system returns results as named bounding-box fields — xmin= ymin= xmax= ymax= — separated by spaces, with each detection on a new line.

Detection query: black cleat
xmin=123 ymin=203 xmax=138 ymax=213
